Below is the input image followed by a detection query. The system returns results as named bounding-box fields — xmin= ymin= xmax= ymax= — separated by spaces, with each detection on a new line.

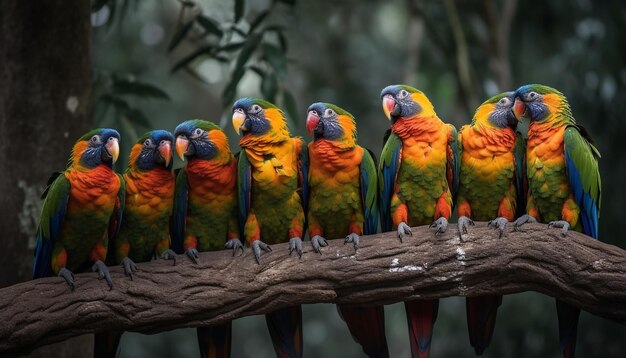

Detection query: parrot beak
xmin=306 ymin=111 xmax=320 ymax=136
xmin=105 ymin=137 xmax=120 ymax=164
xmin=382 ymin=95 xmax=397 ymax=120
xmin=513 ymin=97 xmax=526 ymax=119
xmin=175 ymin=136 xmax=189 ymax=161
xmin=232 ymin=109 xmax=247 ymax=135
xmin=159 ymin=140 xmax=172 ymax=167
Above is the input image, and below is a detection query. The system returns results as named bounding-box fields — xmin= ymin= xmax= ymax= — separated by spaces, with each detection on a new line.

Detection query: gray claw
xmin=160 ymin=249 xmax=177 ymax=265
xmin=120 ymin=257 xmax=138 ymax=280
xmin=457 ymin=216 xmax=474 ymax=240
xmin=513 ymin=214 xmax=537 ymax=232
xmin=58 ymin=267 xmax=75 ymax=291
xmin=252 ymin=240 xmax=272 ymax=264
xmin=186 ymin=248 xmax=200 ymax=264
xmin=92 ymin=260 xmax=113 ymax=290
xmin=548 ymin=220 xmax=570 ymax=236
xmin=224 ymin=238 xmax=244 ymax=256
xmin=430 ymin=217 xmax=449 ymax=235
xmin=289 ymin=237 xmax=303 ymax=258
xmin=344 ymin=233 xmax=360 ymax=252
xmin=397 ymin=222 xmax=413 ymax=243
xmin=488 ymin=217 xmax=509 ymax=239
xmin=311 ymin=235 xmax=328 ymax=255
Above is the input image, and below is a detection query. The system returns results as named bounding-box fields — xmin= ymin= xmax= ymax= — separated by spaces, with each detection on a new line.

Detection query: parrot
xmin=171 ymin=119 xmax=242 ymax=358
xmin=378 ymin=85 xmax=459 ymax=358
xmin=32 ymin=128 xmax=123 ymax=291
xmin=232 ymin=98 xmax=306 ymax=358
xmin=94 ymin=130 xmax=176 ymax=358
xmin=304 ymin=102 xmax=388 ymax=357
xmin=512 ymin=84 xmax=601 ymax=358
xmin=455 ymin=92 xmax=526 ymax=355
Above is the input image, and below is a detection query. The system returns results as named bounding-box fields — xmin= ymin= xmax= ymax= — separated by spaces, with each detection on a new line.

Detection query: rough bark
xmin=0 ymin=1 xmax=93 ymax=356
xmin=1 ymin=223 xmax=625 ymax=356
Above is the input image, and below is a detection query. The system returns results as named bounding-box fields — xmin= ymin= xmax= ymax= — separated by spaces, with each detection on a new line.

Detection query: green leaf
xmin=124 ymin=108 xmax=152 ymax=128
xmin=234 ymin=0 xmax=245 ymax=22
xmin=283 ymin=90 xmax=299 ymax=128
xmin=217 ymin=41 xmax=245 ymax=53
xmin=222 ymin=67 xmax=246 ymax=108
xmin=262 ymin=43 xmax=287 ymax=78
xmin=197 ymin=15 xmax=223 ymax=37
xmin=248 ymin=65 xmax=265 ymax=77
xmin=112 ymin=80 xmax=170 ymax=100
xmin=261 ymin=73 xmax=278 ymax=102
xmin=234 ymin=34 xmax=260 ymax=74
xmin=249 ymin=10 xmax=269 ymax=33
xmin=276 ymin=0 xmax=296 ymax=5
xmin=277 ymin=31 xmax=288 ymax=51
xmin=168 ymin=21 xmax=194 ymax=53
xmin=171 ymin=45 xmax=214 ymax=72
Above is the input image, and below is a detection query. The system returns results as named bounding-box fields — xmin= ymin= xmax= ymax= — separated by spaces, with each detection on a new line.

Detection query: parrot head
xmin=472 ymin=91 xmax=518 ymax=129
xmin=131 ymin=130 xmax=174 ymax=171
xmin=513 ymin=84 xmax=569 ymax=123
xmin=174 ymin=119 xmax=230 ymax=161
xmin=232 ymin=98 xmax=291 ymax=142
xmin=72 ymin=128 xmax=120 ymax=168
xmin=306 ymin=102 xmax=356 ymax=145
xmin=380 ymin=84 xmax=436 ymax=123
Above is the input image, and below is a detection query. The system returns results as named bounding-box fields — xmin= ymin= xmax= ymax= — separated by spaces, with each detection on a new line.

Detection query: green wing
xmin=513 ymin=132 xmax=527 ymax=218
xmin=33 ymin=173 xmax=70 ymax=278
xmin=360 ymin=148 xmax=379 ymax=235
xmin=170 ymin=168 xmax=188 ymax=254
xmin=106 ymin=173 xmax=126 ymax=265
xmin=446 ymin=124 xmax=460 ymax=202
xmin=378 ymin=132 xmax=402 ymax=232
xmin=564 ymin=125 xmax=601 ymax=239
xmin=237 ymin=150 xmax=252 ymax=237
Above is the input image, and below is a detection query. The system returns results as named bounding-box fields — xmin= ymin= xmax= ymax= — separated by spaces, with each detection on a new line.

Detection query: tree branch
xmin=2 ymin=223 xmax=625 ymax=355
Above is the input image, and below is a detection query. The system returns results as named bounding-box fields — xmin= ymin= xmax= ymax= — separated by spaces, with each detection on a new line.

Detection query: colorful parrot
xmin=304 ymin=102 xmax=388 ymax=357
xmin=95 ymin=130 xmax=176 ymax=358
xmin=378 ymin=85 xmax=459 ymax=358
xmin=456 ymin=92 xmax=525 ymax=355
xmin=512 ymin=84 xmax=601 ymax=358
xmin=33 ymin=128 xmax=123 ymax=291
xmin=232 ymin=98 xmax=306 ymax=358
xmin=171 ymin=119 xmax=241 ymax=358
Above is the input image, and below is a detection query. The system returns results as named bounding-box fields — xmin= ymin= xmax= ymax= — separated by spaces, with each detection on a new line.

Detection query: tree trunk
xmin=0 ymin=223 xmax=624 ymax=356
xmin=0 ymin=1 xmax=93 ymax=356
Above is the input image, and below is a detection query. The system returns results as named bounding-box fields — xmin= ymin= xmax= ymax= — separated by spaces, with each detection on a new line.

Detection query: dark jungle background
xmin=1 ymin=0 xmax=625 ymax=357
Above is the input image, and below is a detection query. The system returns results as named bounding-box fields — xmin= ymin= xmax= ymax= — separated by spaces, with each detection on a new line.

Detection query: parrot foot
xmin=289 ymin=237 xmax=303 ymax=258
xmin=344 ymin=233 xmax=360 ymax=252
xmin=251 ymin=240 xmax=272 ymax=264
xmin=548 ymin=220 xmax=570 ymax=236
xmin=92 ymin=260 xmax=113 ymax=290
xmin=430 ymin=217 xmax=449 ymax=235
xmin=160 ymin=249 xmax=177 ymax=265
xmin=224 ymin=238 xmax=244 ymax=256
xmin=311 ymin=235 xmax=328 ymax=255
xmin=58 ymin=267 xmax=75 ymax=291
xmin=186 ymin=248 xmax=200 ymax=264
xmin=457 ymin=216 xmax=474 ymax=241
xmin=513 ymin=214 xmax=537 ymax=232
xmin=397 ymin=222 xmax=413 ymax=243
xmin=120 ymin=257 xmax=138 ymax=280
xmin=488 ymin=217 xmax=509 ymax=239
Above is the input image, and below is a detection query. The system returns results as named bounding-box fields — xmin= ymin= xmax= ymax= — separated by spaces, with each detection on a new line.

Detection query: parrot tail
xmin=337 ymin=305 xmax=389 ymax=358
xmin=93 ymin=332 xmax=122 ymax=358
xmin=405 ymin=299 xmax=439 ymax=358
xmin=466 ymin=295 xmax=503 ymax=355
xmin=265 ymin=305 xmax=303 ymax=358
xmin=556 ymin=300 xmax=580 ymax=358
xmin=197 ymin=322 xmax=232 ymax=358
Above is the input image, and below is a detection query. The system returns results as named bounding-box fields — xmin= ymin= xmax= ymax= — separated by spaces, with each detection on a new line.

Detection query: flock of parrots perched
xmin=32 ymin=83 xmax=601 ymax=358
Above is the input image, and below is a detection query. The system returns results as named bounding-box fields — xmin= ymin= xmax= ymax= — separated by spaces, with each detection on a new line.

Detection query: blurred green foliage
xmin=92 ymin=0 xmax=626 ymax=356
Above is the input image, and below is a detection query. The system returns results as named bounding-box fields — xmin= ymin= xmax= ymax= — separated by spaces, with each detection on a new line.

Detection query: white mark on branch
xmin=66 ymin=96 xmax=79 ymax=114
xmin=592 ymin=259 xmax=608 ymax=270
xmin=389 ymin=258 xmax=423 ymax=273
xmin=456 ymin=247 xmax=466 ymax=265
xmin=18 ymin=180 xmax=42 ymax=249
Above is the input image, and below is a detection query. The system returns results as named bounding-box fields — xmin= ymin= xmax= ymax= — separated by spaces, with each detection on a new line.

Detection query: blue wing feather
xmin=237 ymin=150 xmax=252 ymax=237
xmin=360 ymin=148 xmax=379 ymax=235
xmin=171 ymin=168 xmax=189 ymax=254
xmin=378 ymin=133 xmax=402 ymax=232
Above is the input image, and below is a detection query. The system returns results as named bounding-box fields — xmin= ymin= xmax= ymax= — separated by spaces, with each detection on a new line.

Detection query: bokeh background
xmin=4 ymin=0 xmax=626 ymax=357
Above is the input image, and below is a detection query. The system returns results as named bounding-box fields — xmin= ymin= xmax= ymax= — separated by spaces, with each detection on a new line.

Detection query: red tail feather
xmin=338 ymin=305 xmax=389 ymax=358
xmin=405 ymin=299 xmax=439 ymax=358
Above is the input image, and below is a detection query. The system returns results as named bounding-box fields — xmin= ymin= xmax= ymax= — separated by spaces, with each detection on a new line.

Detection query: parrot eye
xmin=251 ymin=104 xmax=262 ymax=113
xmin=144 ymin=138 xmax=153 ymax=147
xmin=324 ymin=108 xmax=335 ymax=117
xmin=90 ymin=135 xmax=101 ymax=144
xmin=399 ymin=90 xmax=409 ymax=98
xmin=193 ymin=128 xmax=203 ymax=137
xmin=498 ymin=97 xmax=511 ymax=106
xmin=527 ymin=91 xmax=539 ymax=100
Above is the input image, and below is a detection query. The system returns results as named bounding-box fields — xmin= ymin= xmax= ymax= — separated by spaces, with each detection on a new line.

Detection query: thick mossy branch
xmin=1 ymin=223 xmax=625 ymax=355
